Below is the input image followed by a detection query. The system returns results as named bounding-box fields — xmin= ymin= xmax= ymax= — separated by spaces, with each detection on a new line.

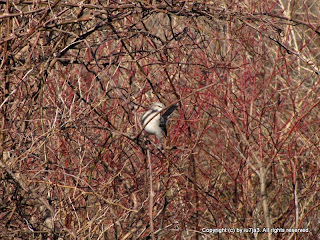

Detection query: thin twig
xmin=147 ymin=148 xmax=155 ymax=240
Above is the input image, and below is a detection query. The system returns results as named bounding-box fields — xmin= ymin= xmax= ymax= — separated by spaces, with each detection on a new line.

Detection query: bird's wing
xmin=160 ymin=104 xmax=177 ymax=136
xmin=159 ymin=116 xmax=167 ymax=136
xmin=162 ymin=105 xmax=177 ymax=119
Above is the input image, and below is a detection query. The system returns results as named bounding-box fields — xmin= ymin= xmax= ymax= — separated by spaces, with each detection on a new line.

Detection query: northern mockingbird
xmin=141 ymin=102 xmax=177 ymax=140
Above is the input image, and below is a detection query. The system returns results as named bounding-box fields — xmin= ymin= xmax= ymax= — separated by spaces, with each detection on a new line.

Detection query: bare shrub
xmin=1 ymin=1 xmax=320 ymax=239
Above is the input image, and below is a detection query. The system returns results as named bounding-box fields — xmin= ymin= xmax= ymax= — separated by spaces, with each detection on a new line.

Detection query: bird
xmin=140 ymin=102 xmax=177 ymax=141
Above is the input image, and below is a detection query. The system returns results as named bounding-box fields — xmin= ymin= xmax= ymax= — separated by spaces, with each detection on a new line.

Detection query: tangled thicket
xmin=1 ymin=1 xmax=320 ymax=239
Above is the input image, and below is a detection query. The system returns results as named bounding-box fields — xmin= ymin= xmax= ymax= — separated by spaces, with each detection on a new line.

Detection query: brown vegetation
xmin=1 ymin=1 xmax=320 ymax=239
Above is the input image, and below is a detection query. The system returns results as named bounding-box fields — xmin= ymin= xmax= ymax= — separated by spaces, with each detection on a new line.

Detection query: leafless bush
xmin=1 ymin=1 xmax=320 ymax=239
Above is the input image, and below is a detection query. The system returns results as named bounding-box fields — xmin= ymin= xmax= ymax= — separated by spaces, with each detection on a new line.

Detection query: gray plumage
xmin=141 ymin=102 xmax=177 ymax=139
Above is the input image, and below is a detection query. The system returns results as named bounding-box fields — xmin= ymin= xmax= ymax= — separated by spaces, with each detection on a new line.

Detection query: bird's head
xmin=151 ymin=102 xmax=165 ymax=112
